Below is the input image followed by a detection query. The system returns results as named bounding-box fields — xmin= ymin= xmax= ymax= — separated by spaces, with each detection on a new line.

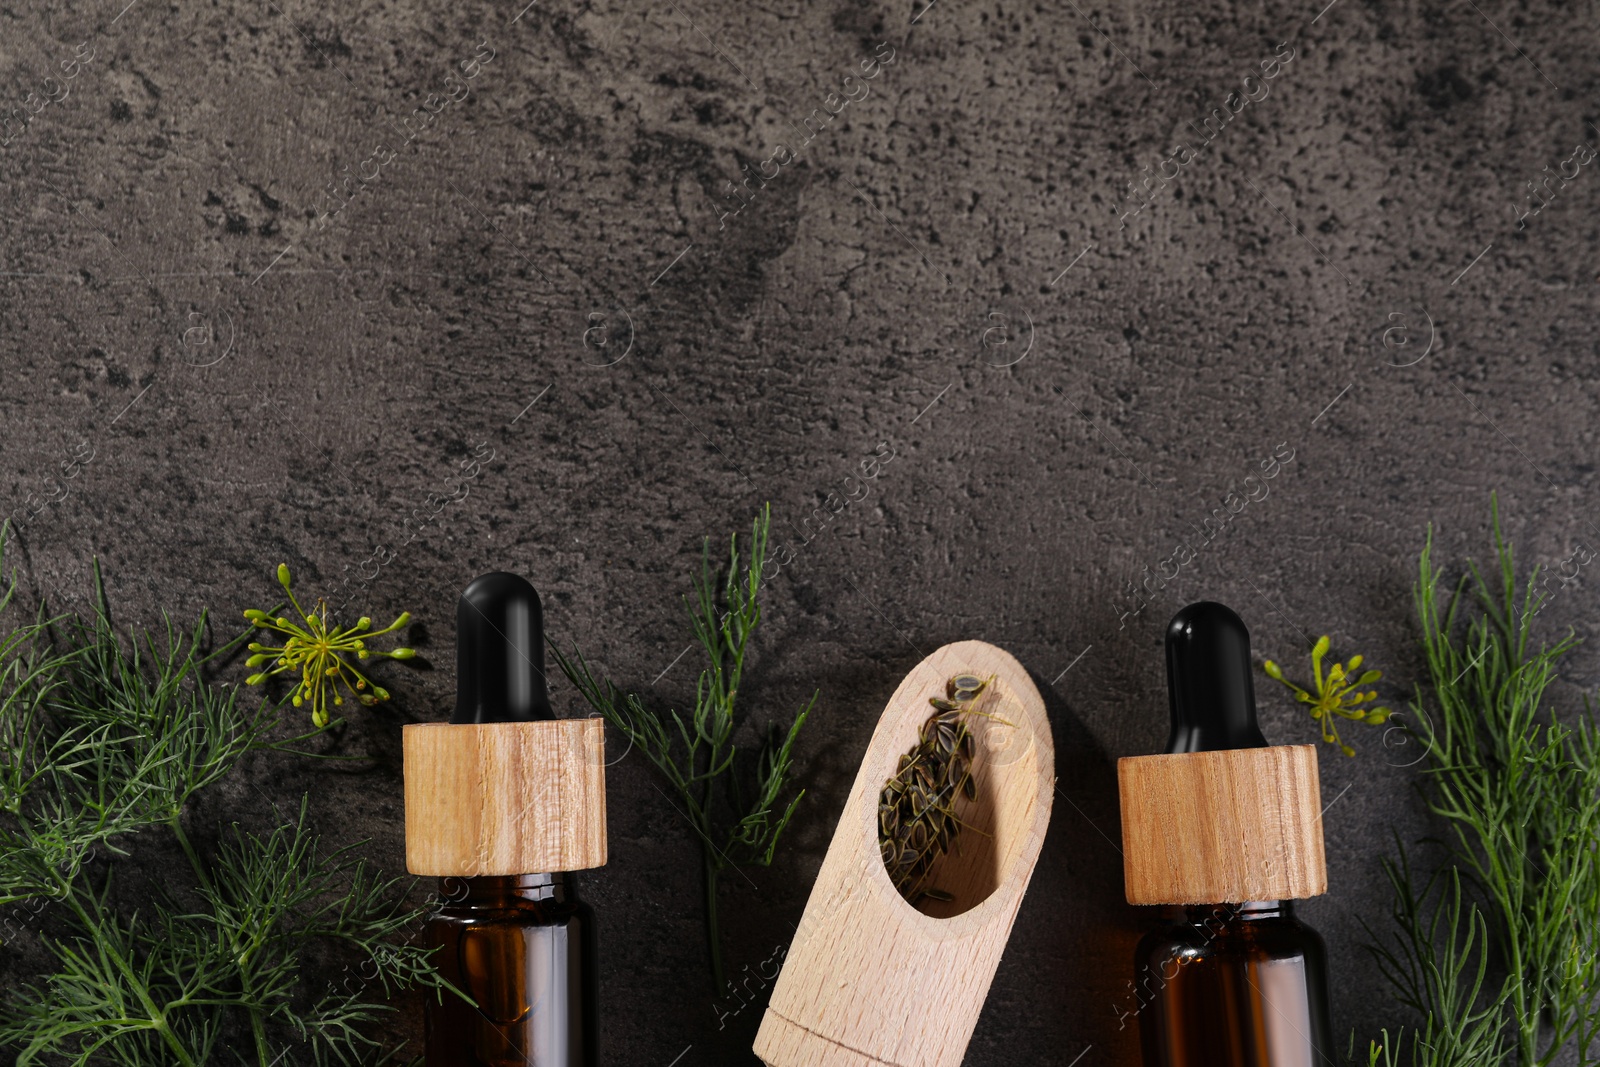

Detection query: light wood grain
xmin=403 ymin=718 xmax=607 ymax=876
xmin=1118 ymin=744 xmax=1326 ymax=905
xmin=754 ymin=641 xmax=1054 ymax=1067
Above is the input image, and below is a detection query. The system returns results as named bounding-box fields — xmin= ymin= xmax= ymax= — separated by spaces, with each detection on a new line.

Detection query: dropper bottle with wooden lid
xmin=402 ymin=573 xmax=607 ymax=1067
xmin=1117 ymin=601 xmax=1333 ymax=1067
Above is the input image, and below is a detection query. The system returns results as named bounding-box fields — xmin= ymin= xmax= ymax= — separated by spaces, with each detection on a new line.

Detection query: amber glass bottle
xmin=1127 ymin=602 xmax=1335 ymax=1067
xmin=424 ymin=873 xmax=597 ymax=1067
xmin=418 ymin=572 xmax=602 ymax=1067
xmin=1133 ymin=899 xmax=1332 ymax=1067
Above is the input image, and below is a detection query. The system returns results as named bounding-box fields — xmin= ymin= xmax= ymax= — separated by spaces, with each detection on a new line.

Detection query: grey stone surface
xmin=3 ymin=0 xmax=1599 ymax=1062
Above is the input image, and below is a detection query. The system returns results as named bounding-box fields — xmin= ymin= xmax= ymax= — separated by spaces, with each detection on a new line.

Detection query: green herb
xmin=0 ymin=530 xmax=450 ymax=1066
xmin=1362 ymin=858 xmax=1510 ymax=1067
xmin=1262 ymin=636 xmax=1391 ymax=755
xmin=243 ymin=563 xmax=415 ymax=727
xmin=551 ymin=505 xmax=814 ymax=991
xmin=1363 ymin=498 xmax=1600 ymax=1066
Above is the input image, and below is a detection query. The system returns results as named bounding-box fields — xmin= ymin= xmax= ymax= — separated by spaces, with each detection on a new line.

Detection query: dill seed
xmin=878 ymin=671 xmax=1003 ymax=907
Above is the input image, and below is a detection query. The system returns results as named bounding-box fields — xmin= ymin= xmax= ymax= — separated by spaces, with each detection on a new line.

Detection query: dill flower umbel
xmin=243 ymin=564 xmax=415 ymax=727
xmin=1262 ymin=635 xmax=1390 ymax=756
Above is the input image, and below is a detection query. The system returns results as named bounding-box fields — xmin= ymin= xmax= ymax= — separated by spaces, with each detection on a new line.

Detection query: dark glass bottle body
xmin=424 ymin=873 xmax=597 ymax=1067
xmin=1133 ymin=900 xmax=1332 ymax=1067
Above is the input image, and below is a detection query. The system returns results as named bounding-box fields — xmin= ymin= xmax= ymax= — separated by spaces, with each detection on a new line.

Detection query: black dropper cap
xmin=1163 ymin=601 xmax=1269 ymax=753
xmin=451 ymin=572 xmax=554 ymax=724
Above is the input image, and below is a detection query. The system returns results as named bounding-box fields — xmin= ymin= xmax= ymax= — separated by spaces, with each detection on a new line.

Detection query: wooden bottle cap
xmin=403 ymin=717 xmax=607 ymax=876
xmin=1117 ymin=743 xmax=1326 ymax=905
xmin=754 ymin=641 xmax=1054 ymax=1067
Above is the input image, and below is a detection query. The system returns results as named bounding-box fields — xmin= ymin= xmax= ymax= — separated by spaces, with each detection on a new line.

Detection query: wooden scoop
xmin=754 ymin=640 xmax=1055 ymax=1067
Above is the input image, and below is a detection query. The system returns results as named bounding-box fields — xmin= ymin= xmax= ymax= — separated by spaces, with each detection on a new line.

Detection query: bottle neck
xmin=1179 ymin=899 xmax=1293 ymax=925
xmin=438 ymin=872 xmax=569 ymax=905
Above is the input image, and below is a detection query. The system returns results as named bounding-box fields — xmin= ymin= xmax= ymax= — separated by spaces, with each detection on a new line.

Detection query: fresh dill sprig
xmin=4 ymin=801 xmax=447 ymax=1067
xmin=0 ymin=527 xmax=451 ymax=1066
xmin=1365 ymin=497 xmax=1600 ymax=1067
xmin=550 ymin=505 xmax=814 ymax=991
xmin=1359 ymin=854 xmax=1511 ymax=1067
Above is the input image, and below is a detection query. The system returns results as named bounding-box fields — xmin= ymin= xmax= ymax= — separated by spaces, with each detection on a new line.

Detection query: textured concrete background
xmin=3 ymin=0 xmax=1599 ymax=1061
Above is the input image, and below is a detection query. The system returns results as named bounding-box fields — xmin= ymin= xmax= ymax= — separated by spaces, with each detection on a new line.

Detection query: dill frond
xmin=1366 ymin=496 xmax=1600 ymax=1067
xmin=0 ymin=525 xmax=450 ymax=1066
xmin=550 ymin=505 xmax=814 ymax=991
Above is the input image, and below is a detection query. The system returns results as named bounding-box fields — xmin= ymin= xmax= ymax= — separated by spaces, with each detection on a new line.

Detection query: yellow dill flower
xmin=1262 ymin=635 xmax=1390 ymax=757
xmin=242 ymin=563 xmax=415 ymax=727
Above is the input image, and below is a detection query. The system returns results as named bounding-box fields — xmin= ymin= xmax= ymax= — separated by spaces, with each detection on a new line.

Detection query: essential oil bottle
xmin=423 ymin=872 xmax=597 ymax=1066
xmin=1118 ymin=602 xmax=1334 ymax=1067
xmin=404 ymin=573 xmax=608 ymax=1067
